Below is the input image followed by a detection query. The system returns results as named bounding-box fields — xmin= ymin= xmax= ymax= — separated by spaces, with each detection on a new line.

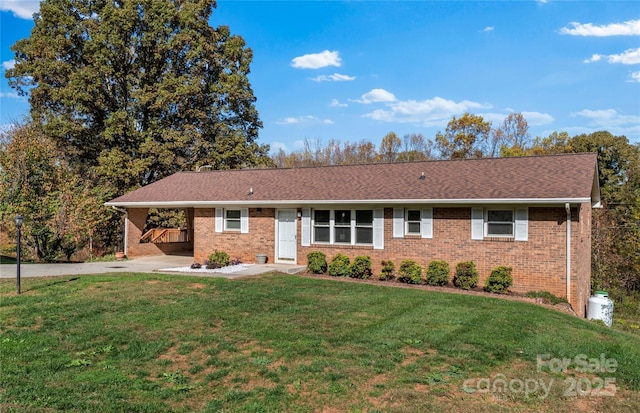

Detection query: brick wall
xmin=193 ymin=208 xmax=276 ymax=264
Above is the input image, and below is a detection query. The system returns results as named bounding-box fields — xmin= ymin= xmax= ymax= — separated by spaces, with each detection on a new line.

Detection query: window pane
xmin=407 ymin=222 xmax=421 ymax=234
xmin=335 ymin=226 xmax=351 ymax=243
xmin=356 ymin=227 xmax=373 ymax=244
xmin=314 ymin=227 xmax=330 ymax=242
xmin=487 ymin=223 xmax=513 ymax=235
xmin=226 ymin=210 xmax=241 ymax=219
xmin=356 ymin=210 xmax=373 ymax=225
xmin=488 ymin=210 xmax=513 ymax=222
xmin=335 ymin=210 xmax=351 ymax=226
xmin=314 ymin=210 xmax=330 ymax=224
xmin=407 ymin=210 xmax=421 ymax=221
xmin=226 ymin=219 xmax=241 ymax=230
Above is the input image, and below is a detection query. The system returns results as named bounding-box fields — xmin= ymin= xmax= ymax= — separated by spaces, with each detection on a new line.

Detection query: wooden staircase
xmin=140 ymin=228 xmax=188 ymax=244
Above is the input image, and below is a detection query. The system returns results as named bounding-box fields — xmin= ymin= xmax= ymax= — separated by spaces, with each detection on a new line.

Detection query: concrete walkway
xmin=0 ymin=255 xmax=306 ymax=279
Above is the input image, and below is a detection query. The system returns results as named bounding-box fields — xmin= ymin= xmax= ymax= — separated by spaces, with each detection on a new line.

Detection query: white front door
xmin=277 ymin=209 xmax=297 ymax=262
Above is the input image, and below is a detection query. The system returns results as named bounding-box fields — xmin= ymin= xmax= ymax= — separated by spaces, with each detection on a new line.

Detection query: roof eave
xmin=105 ymin=197 xmax=594 ymax=209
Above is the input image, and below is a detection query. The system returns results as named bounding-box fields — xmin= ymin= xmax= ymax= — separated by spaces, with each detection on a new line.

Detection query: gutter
xmin=111 ymin=206 xmax=128 ymax=256
xmin=565 ymin=203 xmax=571 ymax=304
xmin=104 ymin=197 xmax=593 ymax=209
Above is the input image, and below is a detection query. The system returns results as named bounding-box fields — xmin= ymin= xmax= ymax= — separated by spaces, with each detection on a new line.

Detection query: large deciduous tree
xmin=6 ymin=0 xmax=271 ymax=193
xmin=435 ymin=113 xmax=491 ymax=159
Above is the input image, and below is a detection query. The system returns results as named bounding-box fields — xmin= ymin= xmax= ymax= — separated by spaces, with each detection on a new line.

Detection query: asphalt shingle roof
xmin=105 ymin=153 xmax=599 ymax=207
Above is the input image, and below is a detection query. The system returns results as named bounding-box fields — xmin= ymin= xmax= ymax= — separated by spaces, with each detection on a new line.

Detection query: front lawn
xmin=1 ymin=273 xmax=639 ymax=412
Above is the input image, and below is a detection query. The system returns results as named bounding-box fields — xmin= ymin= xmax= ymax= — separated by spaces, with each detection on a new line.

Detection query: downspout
xmin=565 ymin=203 xmax=571 ymax=304
xmin=111 ymin=206 xmax=128 ymax=256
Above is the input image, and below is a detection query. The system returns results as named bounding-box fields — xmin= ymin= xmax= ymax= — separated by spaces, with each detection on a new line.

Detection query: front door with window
xmin=277 ymin=209 xmax=297 ymax=262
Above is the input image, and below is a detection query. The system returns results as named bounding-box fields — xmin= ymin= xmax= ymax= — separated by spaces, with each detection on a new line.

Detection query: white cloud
xmin=0 ymin=0 xmax=40 ymax=19
xmin=560 ymin=19 xmax=640 ymax=36
xmin=584 ymin=54 xmax=602 ymax=63
xmin=311 ymin=73 xmax=355 ymax=82
xmin=291 ymin=50 xmax=341 ymax=69
xmin=330 ymin=99 xmax=348 ymax=108
xmin=630 ymin=71 xmax=640 ymax=83
xmin=363 ymin=96 xmax=491 ymax=126
xmin=276 ymin=115 xmax=333 ymax=126
xmin=521 ymin=111 xmax=555 ymax=126
xmin=483 ymin=26 xmax=494 ymax=32
xmin=572 ymin=109 xmax=640 ymax=128
xmin=567 ymin=109 xmax=640 ymax=140
xmin=354 ymin=88 xmax=396 ymax=104
xmin=584 ymin=48 xmax=640 ymax=65
xmin=269 ymin=141 xmax=288 ymax=154
xmin=2 ymin=59 xmax=15 ymax=70
xmin=0 ymin=91 xmax=22 ymax=99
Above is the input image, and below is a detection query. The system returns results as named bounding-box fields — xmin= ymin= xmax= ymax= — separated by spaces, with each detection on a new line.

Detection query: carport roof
xmin=105 ymin=153 xmax=600 ymax=208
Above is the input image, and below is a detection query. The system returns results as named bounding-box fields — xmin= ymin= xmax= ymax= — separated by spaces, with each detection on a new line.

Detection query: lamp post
xmin=14 ymin=215 xmax=23 ymax=294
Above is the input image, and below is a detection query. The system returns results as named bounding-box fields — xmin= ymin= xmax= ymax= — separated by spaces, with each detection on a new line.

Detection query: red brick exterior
xmin=124 ymin=204 xmax=592 ymax=317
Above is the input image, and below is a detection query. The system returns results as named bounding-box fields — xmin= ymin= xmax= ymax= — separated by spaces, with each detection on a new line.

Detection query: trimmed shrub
xmin=379 ymin=260 xmax=396 ymax=281
xmin=307 ymin=251 xmax=328 ymax=274
xmin=485 ymin=266 xmax=513 ymax=294
xmin=349 ymin=256 xmax=373 ymax=279
xmin=328 ymin=254 xmax=350 ymax=277
xmin=207 ymin=250 xmax=230 ymax=269
xmin=425 ymin=260 xmax=450 ymax=286
xmin=453 ymin=261 xmax=479 ymax=290
xmin=190 ymin=262 xmax=202 ymax=269
xmin=398 ymin=260 xmax=422 ymax=284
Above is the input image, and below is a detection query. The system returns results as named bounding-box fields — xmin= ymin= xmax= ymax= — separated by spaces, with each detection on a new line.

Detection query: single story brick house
xmin=106 ymin=153 xmax=600 ymax=317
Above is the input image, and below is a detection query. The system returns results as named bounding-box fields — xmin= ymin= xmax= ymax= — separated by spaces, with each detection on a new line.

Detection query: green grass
xmin=1 ymin=273 xmax=639 ymax=412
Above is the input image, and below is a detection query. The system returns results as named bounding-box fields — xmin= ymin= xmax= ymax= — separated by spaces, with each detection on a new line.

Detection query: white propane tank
xmin=587 ymin=291 xmax=614 ymax=327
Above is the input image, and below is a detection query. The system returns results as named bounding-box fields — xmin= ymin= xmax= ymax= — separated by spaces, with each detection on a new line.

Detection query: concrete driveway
xmin=0 ymin=255 xmax=305 ymax=279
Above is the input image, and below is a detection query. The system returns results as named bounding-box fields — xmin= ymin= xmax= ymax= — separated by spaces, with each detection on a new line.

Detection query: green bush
xmin=307 ymin=251 xmax=327 ymax=274
xmin=379 ymin=260 xmax=396 ymax=281
xmin=207 ymin=250 xmax=230 ymax=269
xmin=453 ymin=261 xmax=479 ymax=290
xmin=328 ymin=254 xmax=350 ymax=277
xmin=398 ymin=260 xmax=422 ymax=284
xmin=485 ymin=266 xmax=513 ymax=294
xmin=349 ymin=256 xmax=372 ymax=279
xmin=425 ymin=260 xmax=450 ymax=286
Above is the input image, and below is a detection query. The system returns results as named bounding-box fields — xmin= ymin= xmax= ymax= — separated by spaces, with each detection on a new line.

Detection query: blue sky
xmin=1 ymin=1 xmax=639 ymax=154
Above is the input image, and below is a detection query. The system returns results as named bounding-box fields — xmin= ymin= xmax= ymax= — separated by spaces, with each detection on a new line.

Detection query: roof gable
xmin=106 ymin=153 xmax=600 ymax=207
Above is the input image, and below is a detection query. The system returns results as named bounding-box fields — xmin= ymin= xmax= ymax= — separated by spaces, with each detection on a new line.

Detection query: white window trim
xmin=216 ymin=208 xmax=249 ymax=233
xmin=393 ymin=207 xmax=433 ymax=239
xmin=484 ymin=208 xmax=515 ymax=238
xmin=311 ymin=208 xmax=376 ymax=246
xmin=225 ymin=209 xmax=242 ymax=231
xmin=405 ymin=209 xmax=422 ymax=235
xmin=472 ymin=207 xmax=528 ymax=241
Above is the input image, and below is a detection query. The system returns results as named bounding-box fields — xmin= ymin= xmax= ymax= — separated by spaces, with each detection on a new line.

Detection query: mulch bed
xmin=296 ymin=271 xmax=577 ymax=316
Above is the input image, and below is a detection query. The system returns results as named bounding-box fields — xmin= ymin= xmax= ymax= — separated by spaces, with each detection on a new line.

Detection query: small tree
xmin=485 ymin=266 xmax=513 ymax=294
xmin=328 ymin=254 xmax=350 ymax=277
xmin=453 ymin=261 xmax=479 ymax=290
xmin=307 ymin=251 xmax=328 ymax=274
xmin=425 ymin=260 xmax=450 ymax=286
xmin=398 ymin=260 xmax=422 ymax=284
